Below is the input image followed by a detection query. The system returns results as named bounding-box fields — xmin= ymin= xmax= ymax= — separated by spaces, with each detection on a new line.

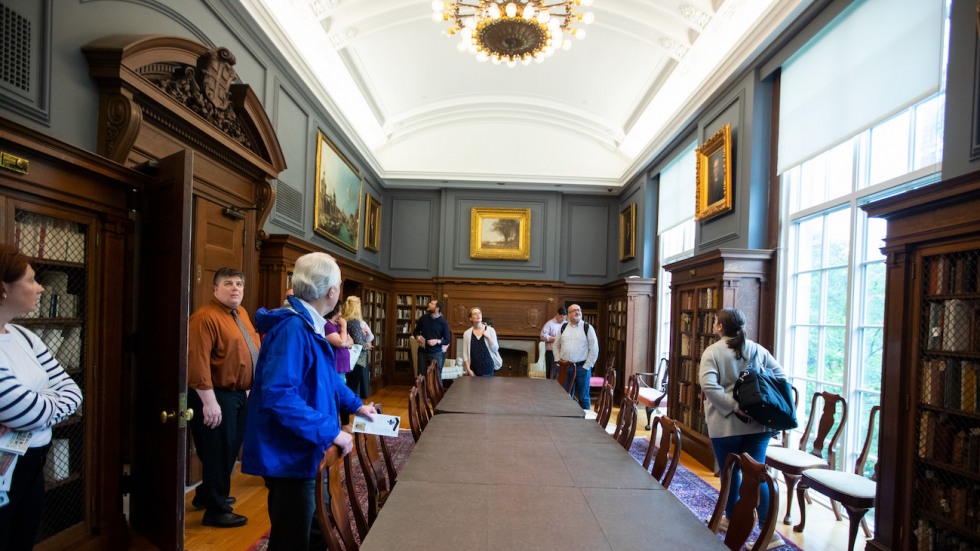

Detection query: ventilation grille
xmin=1 ymin=3 xmax=31 ymax=92
xmin=275 ymin=183 xmax=304 ymax=224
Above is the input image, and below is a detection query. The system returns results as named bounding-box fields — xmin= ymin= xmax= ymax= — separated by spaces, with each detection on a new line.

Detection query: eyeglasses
xmin=568 ymin=308 xmax=582 ymax=312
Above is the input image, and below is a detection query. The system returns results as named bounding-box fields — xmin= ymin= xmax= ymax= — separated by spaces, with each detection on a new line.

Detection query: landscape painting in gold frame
xmin=314 ymin=130 xmax=361 ymax=252
xmin=470 ymin=207 xmax=531 ymax=260
xmin=619 ymin=203 xmax=636 ymax=261
xmin=695 ymin=123 xmax=733 ymax=221
xmin=364 ymin=193 xmax=381 ymax=252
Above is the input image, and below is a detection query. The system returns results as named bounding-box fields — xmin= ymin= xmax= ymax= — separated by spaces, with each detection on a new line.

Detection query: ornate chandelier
xmin=432 ymin=0 xmax=595 ymax=67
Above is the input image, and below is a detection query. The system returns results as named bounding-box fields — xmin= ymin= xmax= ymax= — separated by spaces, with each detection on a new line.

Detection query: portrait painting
xmin=364 ymin=193 xmax=381 ymax=252
xmin=619 ymin=203 xmax=636 ymax=261
xmin=695 ymin=123 xmax=733 ymax=221
xmin=314 ymin=130 xmax=361 ymax=252
xmin=470 ymin=207 xmax=531 ymax=260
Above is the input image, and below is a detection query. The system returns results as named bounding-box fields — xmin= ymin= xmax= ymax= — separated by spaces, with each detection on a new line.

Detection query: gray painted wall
xmin=941 ymin=0 xmax=980 ymax=181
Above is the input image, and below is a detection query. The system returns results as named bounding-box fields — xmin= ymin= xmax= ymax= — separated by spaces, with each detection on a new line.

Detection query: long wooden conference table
xmin=360 ymin=377 xmax=726 ymax=551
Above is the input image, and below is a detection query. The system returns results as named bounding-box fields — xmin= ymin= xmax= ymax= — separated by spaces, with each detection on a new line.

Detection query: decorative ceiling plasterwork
xmin=242 ymin=0 xmax=807 ymax=191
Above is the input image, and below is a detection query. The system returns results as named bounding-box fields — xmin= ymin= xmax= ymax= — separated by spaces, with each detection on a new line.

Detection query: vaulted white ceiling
xmin=239 ymin=0 xmax=809 ymax=191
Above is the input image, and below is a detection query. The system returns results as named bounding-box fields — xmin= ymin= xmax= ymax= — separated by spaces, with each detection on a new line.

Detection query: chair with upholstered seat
xmin=641 ymin=415 xmax=682 ymax=489
xmin=765 ymin=391 xmax=848 ymax=525
xmin=590 ymin=355 xmax=615 ymax=410
xmin=408 ymin=386 xmax=424 ymax=442
xmin=633 ymin=357 xmax=669 ymax=430
xmin=315 ymin=444 xmax=360 ymax=551
xmin=708 ymin=452 xmax=780 ymax=551
xmin=595 ymin=382 xmax=614 ymax=428
xmin=795 ymin=405 xmax=879 ymax=551
xmin=612 ymin=395 xmax=638 ymax=450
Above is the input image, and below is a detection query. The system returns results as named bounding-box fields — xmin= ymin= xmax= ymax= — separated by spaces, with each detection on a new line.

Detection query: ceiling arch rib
xmin=382 ymin=96 xmax=623 ymax=145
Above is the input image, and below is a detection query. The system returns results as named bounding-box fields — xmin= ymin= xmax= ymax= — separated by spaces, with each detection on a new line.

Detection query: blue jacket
xmin=242 ymin=295 xmax=362 ymax=478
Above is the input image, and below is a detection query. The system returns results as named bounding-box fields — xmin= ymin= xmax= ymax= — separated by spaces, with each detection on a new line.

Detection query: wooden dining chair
xmin=425 ymin=361 xmax=443 ymax=406
xmin=415 ymin=374 xmax=433 ymax=422
xmin=343 ymin=444 xmax=370 ymax=541
xmin=624 ymin=373 xmax=639 ymax=401
xmin=590 ymin=354 xmax=615 ymax=411
xmin=633 ymin=357 xmax=670 ymax=430
xmin=612 ymin=395 xmax=638 ymax=450
xmin=595 ymin=382 xmax=614 ymax=428
xmin=315 ymin=444 xmax=360 ymax=551
xmin=641 ymin=415 xmax=682 ymax=489
xmin=555 ymin=360 xmax=577 ymax=398
xmin=408 ymin=386 xmax=423 ymax=442
xmin=708 ymin=452 xmax=780 ymax=551
xmin=795 ymin=405 xmax=879 ymax=551
xmin=765 ymin=391 xmax=847 ymax=525
xmin=355 ymin=413 xmax=398 ymax=527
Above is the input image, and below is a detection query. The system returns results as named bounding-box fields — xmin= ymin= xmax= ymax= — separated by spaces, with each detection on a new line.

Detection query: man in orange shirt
xmin=187 ymin=268 xmax=260 ymax=527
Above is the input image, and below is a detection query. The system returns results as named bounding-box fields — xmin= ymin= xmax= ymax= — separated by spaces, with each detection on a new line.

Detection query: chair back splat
xmin=642 ymin=415 xmax=682 ymax=489
xmin=555 ymin=361 xmax=577 ymax=397
xmin=595 ymin=382 xmax=614 ymax=428
xmin=408 ymin=387 xmax=423 ymax=442
xmin=415 ymin=375 xmax=432 ymax=424
xmin=315 ymin=444 xmax=360 ymax=551
xmin=355 ymin=403 xmax=398 ymax=527
xmin=709 ymin=452 xmax=779 ymax=551
xmin=613 ymin=396 xmax=638 ymax=450
xmin=634 ymin=358 xmax=670 ymax=430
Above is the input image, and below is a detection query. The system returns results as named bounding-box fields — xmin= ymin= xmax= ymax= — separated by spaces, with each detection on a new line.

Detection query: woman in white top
xmin=461 ymin=307 xmax=499 ymax=377
xmin=699 ymin=307 xmax=787 ymax=549
xmin=0 ymin=244 xmax=82 ymax=550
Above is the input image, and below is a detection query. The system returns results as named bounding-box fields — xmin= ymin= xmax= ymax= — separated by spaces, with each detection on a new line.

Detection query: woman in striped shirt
xmin=0 ymin=244 xmax=82 ymax=550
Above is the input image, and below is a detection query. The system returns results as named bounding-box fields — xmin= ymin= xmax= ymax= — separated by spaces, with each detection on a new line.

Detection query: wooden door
xmin=185 ymin=196 xmax=246 ymax=484
xmin=129 ymin=150 xmax=193 ymax=551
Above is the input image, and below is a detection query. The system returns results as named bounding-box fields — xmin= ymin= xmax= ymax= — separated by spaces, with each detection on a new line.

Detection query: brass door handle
xmin=181 ymin=408 xmax=194 ymax=422
xmin=161 ymin=411 xmax=175 ymax=424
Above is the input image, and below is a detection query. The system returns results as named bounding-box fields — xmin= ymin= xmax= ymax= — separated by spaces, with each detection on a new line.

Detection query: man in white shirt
xmin=552 ymin=304 xmax=599 ymax=409
xmin=539 ymin=306 xmax=566 ymax=379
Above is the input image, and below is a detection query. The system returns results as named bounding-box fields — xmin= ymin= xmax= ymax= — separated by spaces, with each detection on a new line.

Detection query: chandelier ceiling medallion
xmin=432 ymin=0 xmax=595 ymax=67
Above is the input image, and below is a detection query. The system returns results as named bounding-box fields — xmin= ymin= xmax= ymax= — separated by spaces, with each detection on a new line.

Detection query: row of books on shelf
xmin=926 ymin=299 xmax=979 ymax=352
xmin=395 ymin=295 xmax=430 ymax=306
xmin=917 ymin=412 xmax=980 ymax=470
xmin=921 ymin=359 xmax=980 ymax=411
xmin=927 ymin=255 xmax=979 ymax=296
xmin=15 ymin=220 xmax=86 ymax=264
xmin=916 ymin=517 xmax=978 ymax=550
xmin=675 ymin=359 xmax=698 ymax=384
xmin=679 ymin=334 xmax=716 ymax=357
xmin=917 ymin=473 xmax=980 ymax=537
xmin=395 ymin=350 xmax=411 ymax=362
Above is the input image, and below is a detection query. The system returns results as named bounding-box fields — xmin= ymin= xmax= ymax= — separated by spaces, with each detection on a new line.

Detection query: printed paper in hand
xmin=348 ymin=344 xmax=363 ymax=370
xmin=0 ymin=431 xmax=33 ymax=455
xmin=351 ymin=413 xmax=400 ymax=437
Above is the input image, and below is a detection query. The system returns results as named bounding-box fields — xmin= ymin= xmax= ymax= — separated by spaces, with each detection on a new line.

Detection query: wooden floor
xmin=131 ymin=384 xmax=866 ymax=550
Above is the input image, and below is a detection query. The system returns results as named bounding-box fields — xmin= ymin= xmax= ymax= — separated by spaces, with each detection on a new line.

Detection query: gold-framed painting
xmin=314 ymin=130 xmax=361 ymax=252
xmin=695 ymin=123 xmax=733 ymax=221
xmin=470 ymin=207 xmax=531 ymax=260
xmin=619 ymin=203 xmax=636 ymax=261
xmin=364 ymin=193 xmax=381 ymax=252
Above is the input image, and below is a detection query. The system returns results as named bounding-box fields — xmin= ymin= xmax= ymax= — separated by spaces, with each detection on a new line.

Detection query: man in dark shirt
xmin=187 ymin=267 xmax=260 ymax=528
xmin=413 ymin=298 xmax=452 ymax=380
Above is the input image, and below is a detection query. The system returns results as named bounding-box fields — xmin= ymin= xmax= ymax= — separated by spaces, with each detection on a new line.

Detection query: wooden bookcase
xmin=393 ymin=288 xmax=434 ymax=385
xmin=362 ymin=287 xmax=388 ymax=383
xmin=863 ymin=172 xmax=980 ymax=551
xmin=663 ymin=249 xmax=773 ymax=469
xmin=0 ymin=120 xmax=139 ymax=550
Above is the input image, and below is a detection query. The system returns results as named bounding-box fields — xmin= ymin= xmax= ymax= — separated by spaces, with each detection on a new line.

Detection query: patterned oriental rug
xmin=248 ymin=429 xmax=804 ymax=551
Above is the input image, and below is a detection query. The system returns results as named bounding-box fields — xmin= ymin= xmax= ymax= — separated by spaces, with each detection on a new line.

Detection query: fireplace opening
xmin=497 ymin=348 xmax=528 ymax=377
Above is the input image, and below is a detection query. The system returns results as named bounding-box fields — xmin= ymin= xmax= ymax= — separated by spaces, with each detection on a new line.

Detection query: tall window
xmin=780 ymin=94 xmax=944 ymax=471
xmin=655 ymin=142 xmax=697 ymax=366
